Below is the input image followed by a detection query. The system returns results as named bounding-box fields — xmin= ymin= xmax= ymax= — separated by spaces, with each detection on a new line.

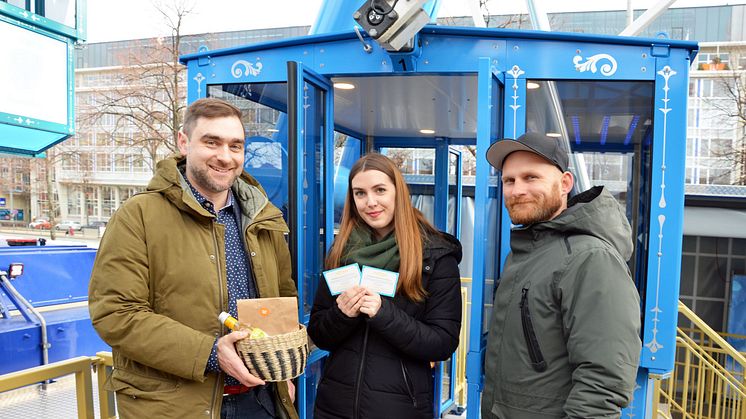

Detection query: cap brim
xmin=486 ymin=139 xmax=538 ymax=170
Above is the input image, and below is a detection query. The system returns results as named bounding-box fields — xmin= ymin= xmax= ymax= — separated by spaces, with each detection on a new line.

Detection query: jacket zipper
xmin=241 ymin=212 xmax=285 ymax=299
xmin=352 ymin=324 xmax=370 ymax=419
xmin=519 ymin=286 xmax=548 ymax=372
xmin=210 ymin=221 xmax=225 ymax=418
xmin=399 ymin=360 xmax=418 ymax=408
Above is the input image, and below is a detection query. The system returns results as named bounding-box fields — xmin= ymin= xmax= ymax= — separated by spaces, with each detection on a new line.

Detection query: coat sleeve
xmin=367 ymin=254 xmax=462 ymax=362
xmin=558 ymin=249 xmax=641 ymax=418
xmin=88 ymin=203 xmax=214 ymax=382
xmin=273 ymin=231 xmax=297 ymax=298
xmin=307 ymin=276 xmax=364 ymax=350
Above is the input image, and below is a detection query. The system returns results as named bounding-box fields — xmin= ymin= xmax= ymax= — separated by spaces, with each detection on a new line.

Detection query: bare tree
xmin=89 ymin=0 xmax=194 ymax=174
xmin=706 ymin=71 xmax=746 ymax=185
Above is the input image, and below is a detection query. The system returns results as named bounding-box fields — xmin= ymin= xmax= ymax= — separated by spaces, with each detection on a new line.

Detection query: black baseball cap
xmin=486 ymin=132 xmax=569 ymax=173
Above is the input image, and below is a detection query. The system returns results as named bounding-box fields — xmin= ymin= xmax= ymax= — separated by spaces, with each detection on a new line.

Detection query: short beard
xmin=187 ymin=164 xmax=238 ymax=195
xmin=506 ymin=181 xmax=563 ymax=225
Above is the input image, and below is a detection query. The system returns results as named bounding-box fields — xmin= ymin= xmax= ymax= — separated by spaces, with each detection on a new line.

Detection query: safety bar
xmin=0 ymin=352 xmax=116 ymax=419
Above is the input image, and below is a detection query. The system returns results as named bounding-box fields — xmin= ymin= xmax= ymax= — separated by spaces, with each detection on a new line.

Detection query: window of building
xmin=85 ymin=186 xmax=97 ymax=218
xmin=67 ymin=186 xmax=82 ymax=216
xmin=96 ymin=153 xmax=112 ymax=172
xmin=102 ymin=186 xmax=116 ymax=217
xmin=680 ymin=236 xmax=746 ymax=332
xmin=114 ymin=155 xmax=130 ymax=172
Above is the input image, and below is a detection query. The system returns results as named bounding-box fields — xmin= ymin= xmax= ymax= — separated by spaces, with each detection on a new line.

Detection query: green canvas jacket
xmin=89 ymin=156 xmax=298 ymax=419
xmin=482 ymin=186 xmax=641 ymax=419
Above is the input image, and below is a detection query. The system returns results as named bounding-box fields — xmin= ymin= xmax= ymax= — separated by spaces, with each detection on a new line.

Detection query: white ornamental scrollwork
xmin=573 ymin=54 xmax=618 ymax=76
xmin=231 ymin=60 xmax=263 ymax=78
xmin=193 ymin=72 xmax=205 ymax=95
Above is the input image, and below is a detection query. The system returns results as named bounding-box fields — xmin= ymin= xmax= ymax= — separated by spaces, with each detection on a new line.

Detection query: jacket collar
xmin=147 ymin=155 xmax=281 ymax=227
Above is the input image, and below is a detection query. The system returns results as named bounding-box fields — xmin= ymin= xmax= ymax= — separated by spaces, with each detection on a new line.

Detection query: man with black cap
xmin=481 ymin=132 xmax=641 ymax=418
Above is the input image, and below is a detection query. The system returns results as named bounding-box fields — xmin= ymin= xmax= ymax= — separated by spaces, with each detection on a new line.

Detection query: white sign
xmin=0 ymin=20 xmax=68 ymax=125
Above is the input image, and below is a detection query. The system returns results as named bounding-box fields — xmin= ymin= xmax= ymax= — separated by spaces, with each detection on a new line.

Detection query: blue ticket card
xmin=322 ymin=263 xmax=361 ymax=295
xmin=360 ymin=265 xmax=399 ymax=297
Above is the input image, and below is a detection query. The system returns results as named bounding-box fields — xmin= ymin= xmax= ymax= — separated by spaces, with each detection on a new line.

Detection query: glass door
xmin=287 ymin=61 xmax=334 ymax=419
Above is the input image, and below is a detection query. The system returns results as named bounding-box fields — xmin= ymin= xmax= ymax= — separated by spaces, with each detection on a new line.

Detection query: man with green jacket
xmin=89 ymin=98 xmax=298 ymax=418
xmin=481 ymin=132 xmax=641 ymax=418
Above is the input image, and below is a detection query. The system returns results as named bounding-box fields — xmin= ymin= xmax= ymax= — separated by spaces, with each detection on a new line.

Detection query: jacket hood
xmin=522 ymin=185 xmax=633 ymax=260
xmin=147 ymin=155 xmax=278 ymax=223
xmin=424 ymin=229 xmax=463 ymax=266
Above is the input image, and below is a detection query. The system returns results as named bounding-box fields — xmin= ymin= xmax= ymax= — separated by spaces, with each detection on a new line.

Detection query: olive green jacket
xmin=482 ymin=186 xmax=641 ymax=419
xmin=89 ymin=156 xmax=298 ymax=419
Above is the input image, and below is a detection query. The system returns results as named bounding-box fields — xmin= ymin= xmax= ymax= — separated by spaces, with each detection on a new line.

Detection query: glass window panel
xmin=332 ymin=134 xmax=361 ymax=226
xmin=696 ymin=256 xmax=727 ymax=298
xmin=699 ymin=236 xmax=727 ymax=254
xmin=526 ymin=79 xmax=654 ymax=292
xmin=447 ymin=150 xmax=460 ymax=237
xmin=680 ymin=255 xmax=695 ymax=296
xmin=682 ymin=235 xmax=697 ymax=253
xmin=380 ymin=147 xmax=436 ymax=224
xmin=43 ymin=0 xmax=76 ymax=28
xmin=208 ymin=83 xmax=289 ymax=214
xmin=732 ymin=258 xmax=745 ymax=276
xmin=696 ymin=300 xmax=725 ymax=331
xmin=733 ymin=238 xmax=746 ymax=257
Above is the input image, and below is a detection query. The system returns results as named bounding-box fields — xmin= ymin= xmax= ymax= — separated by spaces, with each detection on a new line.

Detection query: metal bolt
xmin=353 ymin=11 xmax=361 ymax=20
xmin=642 ymin=53 xmax=648 ymax=59
xmin=514 ymin=45 xmax=519 ymax=51
xmin=389 ymin=10 xmax=398 ymax=19
xmin=424 ymin=60 xmax=429 ymax=64
xmin=641 ymin=67 xmax=647 ymax=72
xmin=370 ymin=28 xmax=378 ymax=37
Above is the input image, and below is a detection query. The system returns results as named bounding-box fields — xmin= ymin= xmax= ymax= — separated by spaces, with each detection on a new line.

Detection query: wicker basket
xmin=235 ymin=324 xmax=309 ymax=382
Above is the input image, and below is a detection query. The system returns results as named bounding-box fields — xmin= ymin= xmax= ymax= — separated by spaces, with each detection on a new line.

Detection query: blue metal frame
xmin=181 ymin=23 xmax=697 ymax=419
xmin=288 ymin=61 xmax=335 ymax=419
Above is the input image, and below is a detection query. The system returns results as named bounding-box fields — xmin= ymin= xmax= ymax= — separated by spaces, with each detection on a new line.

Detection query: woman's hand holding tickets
xmin=336 ymin=286 xmax=366 ymax=317
xmin=360 ymin=289 xmax=382 ymax=318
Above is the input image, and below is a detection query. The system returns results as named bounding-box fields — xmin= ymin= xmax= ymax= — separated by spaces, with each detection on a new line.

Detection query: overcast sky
xmin=86 ymin=0 xmax=745 ymax=43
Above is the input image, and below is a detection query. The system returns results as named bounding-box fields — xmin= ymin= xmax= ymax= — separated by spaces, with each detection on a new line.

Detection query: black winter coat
xmin=308 ymin=232 xmax=463 ymax=419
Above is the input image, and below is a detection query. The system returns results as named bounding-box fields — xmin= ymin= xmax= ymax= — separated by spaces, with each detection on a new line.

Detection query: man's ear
xmin=177 ymin=130 xmax=189 ymax=156
xmin=561 ymin=171 xmax=574 ymax=195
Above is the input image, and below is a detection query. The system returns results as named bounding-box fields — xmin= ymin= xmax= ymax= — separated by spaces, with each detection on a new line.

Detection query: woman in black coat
xmin=308 ymin=153 xmax=463 ymax=419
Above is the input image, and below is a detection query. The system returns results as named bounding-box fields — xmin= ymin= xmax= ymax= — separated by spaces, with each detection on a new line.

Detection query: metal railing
xmin=654 ymin=301 xmax=746 ymax=419
xmin=0 ymin=351 xmax=115 ymax=419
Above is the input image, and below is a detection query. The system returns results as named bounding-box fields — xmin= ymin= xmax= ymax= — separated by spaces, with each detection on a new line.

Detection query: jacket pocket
xmin=519 ymin=284 xmax=547 ymax=372
xmin=106 ymin=367 xmax=181 ymax=400
xmin=399 ymin=360 xmax=418 ymax=408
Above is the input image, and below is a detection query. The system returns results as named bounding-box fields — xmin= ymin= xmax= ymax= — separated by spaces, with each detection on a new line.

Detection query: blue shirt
xmin=182 ymin=176 xmax=257 ymax=384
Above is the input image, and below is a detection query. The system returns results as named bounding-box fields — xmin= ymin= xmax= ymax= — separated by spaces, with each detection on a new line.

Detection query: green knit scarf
xmin=341 ymin=225 xmax=400 ymax=272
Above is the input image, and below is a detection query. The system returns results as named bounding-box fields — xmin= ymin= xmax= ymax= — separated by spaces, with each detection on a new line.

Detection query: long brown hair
xmin=326 ymin=153 xmax=439 ymax=302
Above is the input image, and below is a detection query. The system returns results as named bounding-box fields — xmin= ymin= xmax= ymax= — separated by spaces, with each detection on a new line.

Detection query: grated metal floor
xmin=0 ymin=372 xmax=108 ymax=419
